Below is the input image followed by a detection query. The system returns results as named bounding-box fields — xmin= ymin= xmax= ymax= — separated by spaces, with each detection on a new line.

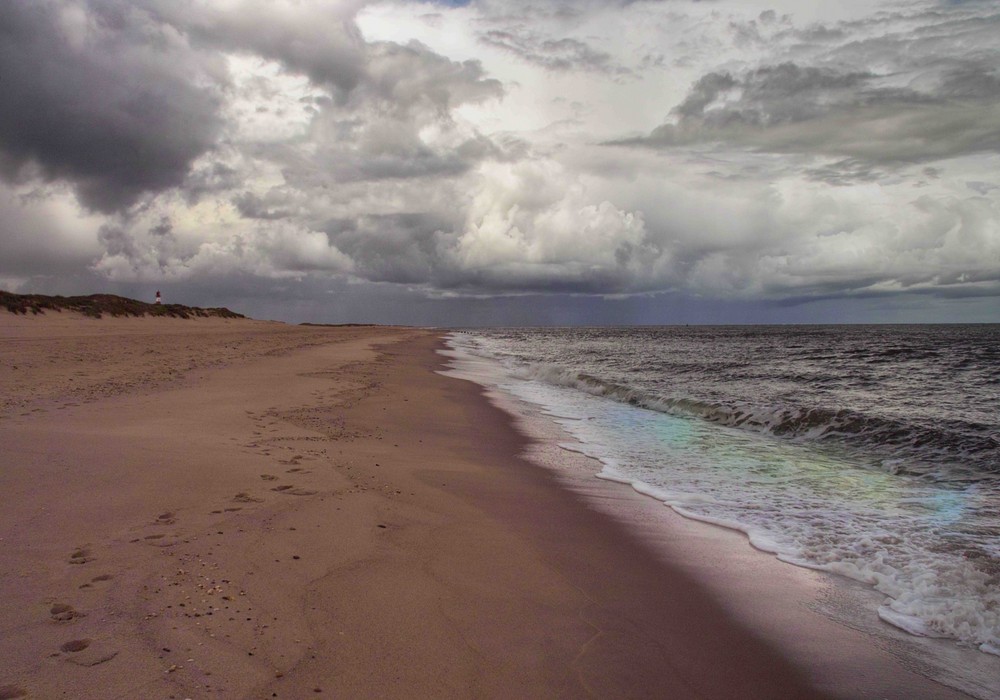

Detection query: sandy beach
xmin=0 ymin=313 xmax=979 ymax=699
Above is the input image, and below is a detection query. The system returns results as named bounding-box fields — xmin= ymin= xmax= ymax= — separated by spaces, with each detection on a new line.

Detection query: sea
xmin=443 ymin=325 xmax=1000 ymax=692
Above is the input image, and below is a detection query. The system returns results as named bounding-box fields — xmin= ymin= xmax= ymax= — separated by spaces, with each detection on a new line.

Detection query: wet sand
xmin=0 ymin=313 xmax=975 ymax=698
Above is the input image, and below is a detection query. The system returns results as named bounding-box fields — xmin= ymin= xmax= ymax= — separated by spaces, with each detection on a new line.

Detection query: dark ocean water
xmin=448 ymin=325 xmax=1000 ymax=655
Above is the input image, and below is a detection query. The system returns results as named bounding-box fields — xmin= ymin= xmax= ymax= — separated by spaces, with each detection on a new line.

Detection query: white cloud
xmin=1 ymin=0 xmax=998 ymax=321
xmin=450 ymin=159 xmax=648 ymax=289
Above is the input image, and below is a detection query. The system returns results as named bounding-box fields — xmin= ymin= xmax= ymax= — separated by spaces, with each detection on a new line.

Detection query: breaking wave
xmin=514 ymin=362 xmax=999 ymax=480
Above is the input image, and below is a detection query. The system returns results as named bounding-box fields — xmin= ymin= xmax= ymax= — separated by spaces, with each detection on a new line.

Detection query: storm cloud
xmin=0 ymin=1 xmax=224 ymax=212
xmin=0 ymin=0 xmax=998 ymax=323
xmin=622 ymin=61 xmax=1000 ymax=166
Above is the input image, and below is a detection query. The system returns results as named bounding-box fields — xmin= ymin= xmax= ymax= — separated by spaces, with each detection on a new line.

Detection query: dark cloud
xmin=360 ymin=40 xmax=503 ymax=114
xmin=319 ymin=146 xmax=475 ymax=182
xmin=255 ymin=41 xmax=504 ymax=187
xmin=0 ymin=1 xmax=502 ymax=215
xmin=322 ymin=212 xmax=455 ymax=284
xmin=935 ymin=62 xmax=1000 ymax=100
xmin=671 ymin=64 xmax=879 ymax=124
xmin=303 ymin=128 xmax=501 ymax=184
xmin=152 ymin=3 xmax=502 ymax=114
xmin=804 ymin=159 xmax=886 ymax=186
xmin=183 ymin=162 xmax=242 ymax=204
xmin=615 ymin=60 xmax=1000 ymax=169
xmin=0 ymin=1 xmax=224 ymax=213
xmin=967 ymin=181 xmax=998 ymax=195
xmin=147 ymin=0 xmax=368 ymax=96
xmin=611 ymin=5 xmax=1000 ymax=175
xmin=252 ymin=115 xmax=506 ymax=195
xmin=149 ymin=216 xmax=173 ymax=239
xmin=433 ymin=262 xmax=645 ymax=296
xmin=96 ymin=213 xmax=186 ymax=274
xmin=233 ymin=192 xmax=294 ymax=221
xmin=1 ymin=0 xmax=997 ymax=323
xmin=480 ymin=30 xmax=628 ymax=75
xmin=477 ymin=0 xmax=667 ymax=20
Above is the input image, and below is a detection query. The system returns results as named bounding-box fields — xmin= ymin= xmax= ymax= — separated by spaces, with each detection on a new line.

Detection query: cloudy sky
xmin=1 ymin=0 xmax=998 ymax=324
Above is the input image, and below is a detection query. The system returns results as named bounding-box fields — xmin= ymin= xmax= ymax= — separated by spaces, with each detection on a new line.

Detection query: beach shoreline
xmin=441 ymin=335 xmax=997 ymax=699
xmin=0 ymin=314 xmax=979 ymax=698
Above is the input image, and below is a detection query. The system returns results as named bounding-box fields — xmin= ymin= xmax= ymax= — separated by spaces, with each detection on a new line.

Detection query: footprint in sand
xmin=0 ymin=685 xmax=28 ymax=699
xmin=68 ymin=548 xmax=94 ymax=565
xmin=232 ymin=492 xmax=263 ymax=504
xmin=143 ymin=533 xmax=182 ymax=548
xmin=260 ymin=474 xmax=278 ymax=481
xmin=50 ymin=603 xmax=84 ymax=622
xmin=80 ymin=574 xmax=113 ymax=589
xmin=157 ymin=512 xmax=177 ymax=525
xmin=60 ymin=638 xmax=118 ymax=667
xmin=60 ymin=639 xmax=90 ymax=653
xmin=272 ymin=485 xmax=317 ymax=496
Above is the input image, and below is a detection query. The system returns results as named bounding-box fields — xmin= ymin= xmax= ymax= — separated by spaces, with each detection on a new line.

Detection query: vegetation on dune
xmin=0 ymin=291 xmax=245 ymax=320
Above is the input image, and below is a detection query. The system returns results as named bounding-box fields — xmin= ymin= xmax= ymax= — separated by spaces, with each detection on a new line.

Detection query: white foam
xmin=878 ymin=605 xmax=945 ymax=638
xmin=442 ymin=333 xmax=1000 ymax=656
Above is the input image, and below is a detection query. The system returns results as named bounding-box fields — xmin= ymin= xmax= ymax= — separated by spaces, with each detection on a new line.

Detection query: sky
xmin=1 ymin=0 xmax=998 ymax=325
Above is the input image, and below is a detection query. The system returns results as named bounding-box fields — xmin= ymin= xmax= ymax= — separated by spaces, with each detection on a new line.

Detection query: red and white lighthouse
xmin=155 ymin=290 xmax=162 ymax=305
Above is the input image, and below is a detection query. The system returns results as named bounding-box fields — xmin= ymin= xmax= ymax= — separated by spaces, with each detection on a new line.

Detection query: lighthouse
xmin=155 ymin=290 xmax=162 ymax=305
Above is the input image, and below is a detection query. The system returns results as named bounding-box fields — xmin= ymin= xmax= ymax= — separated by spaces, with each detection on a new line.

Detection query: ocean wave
xmin=512 ymin=362 xmax=1000 ymax=479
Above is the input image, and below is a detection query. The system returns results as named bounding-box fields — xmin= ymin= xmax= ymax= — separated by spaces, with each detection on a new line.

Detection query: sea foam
xmin=447 ymin=330 xmax=1000 ymax=658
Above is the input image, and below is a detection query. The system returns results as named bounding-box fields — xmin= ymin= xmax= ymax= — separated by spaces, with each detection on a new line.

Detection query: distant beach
xmin=0 ymin=309 xmax=984 ymax=698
